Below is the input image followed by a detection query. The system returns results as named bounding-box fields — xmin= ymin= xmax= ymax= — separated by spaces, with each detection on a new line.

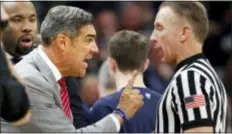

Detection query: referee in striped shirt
xmin=150 ymin=2 xmax=228 ymax=133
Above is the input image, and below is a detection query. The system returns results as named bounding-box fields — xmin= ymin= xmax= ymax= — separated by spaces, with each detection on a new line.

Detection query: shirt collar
xmin=37 ymin=45 xmax=62 ymax=81
xmin=175 ymin=53 xmax=207 ymax=72
xmin=4 ymin=50 xmax=26 ymax=60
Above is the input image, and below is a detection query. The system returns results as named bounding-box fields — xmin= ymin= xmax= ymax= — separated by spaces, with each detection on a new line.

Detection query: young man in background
xmin=90 ymin=30 xmax=161 ymax=133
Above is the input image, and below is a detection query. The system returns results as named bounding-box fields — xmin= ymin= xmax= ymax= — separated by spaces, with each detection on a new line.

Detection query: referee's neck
xmin=175 ymin=42 xmax=202 ymax=66
xmin=114 ymin=71 xmax=146 ymax=90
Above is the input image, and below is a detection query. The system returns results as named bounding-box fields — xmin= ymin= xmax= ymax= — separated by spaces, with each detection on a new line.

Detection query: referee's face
xmin=150 ymin=7 xmax=182 ymax=64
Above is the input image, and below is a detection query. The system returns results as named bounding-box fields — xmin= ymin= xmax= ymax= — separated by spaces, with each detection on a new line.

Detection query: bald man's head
xmin=2 ymin=1 xmax=37 ymax=57
xmin=1 ymin=4 xmax=9 ymax=21
xmin=2 ymin=1 xmax=35 ymax=16
xmin=0 ymin=5 xmax=9 ymax=45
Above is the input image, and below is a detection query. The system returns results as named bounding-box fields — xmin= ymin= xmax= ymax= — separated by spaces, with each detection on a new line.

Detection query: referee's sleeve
xmin=172 ymin=70 xmax=214 ymax=131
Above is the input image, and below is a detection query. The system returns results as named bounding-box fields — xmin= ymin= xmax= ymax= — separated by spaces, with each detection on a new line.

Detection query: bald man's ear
xmin=180 ymin=26 xmax=191 ymax=43
xmin=143 ymin=59 xmax=150 ymax=72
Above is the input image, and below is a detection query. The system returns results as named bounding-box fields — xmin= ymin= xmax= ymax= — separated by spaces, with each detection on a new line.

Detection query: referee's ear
xmin=180 ymin=26 xmax=191 ymax=43
xmin=143 ymin=59 xmax=150 ymax=72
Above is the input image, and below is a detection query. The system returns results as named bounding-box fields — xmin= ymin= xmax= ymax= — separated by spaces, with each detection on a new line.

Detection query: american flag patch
xmin=184 ymin=94 xmax=206 ymax=109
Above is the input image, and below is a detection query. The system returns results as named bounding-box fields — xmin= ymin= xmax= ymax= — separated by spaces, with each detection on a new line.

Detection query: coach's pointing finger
xmin=124 ymin=70 xmax=139 ymax=91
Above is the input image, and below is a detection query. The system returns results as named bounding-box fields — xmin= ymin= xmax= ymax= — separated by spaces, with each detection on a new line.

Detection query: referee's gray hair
xmin=40 ymin=5 xmax=93 ymax=45
xmin=98 ymin=60 xmax=116 ymax=90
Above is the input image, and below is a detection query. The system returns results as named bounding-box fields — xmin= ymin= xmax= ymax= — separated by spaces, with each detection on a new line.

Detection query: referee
xmin=150 ymin=2 xmax=227 ymax=133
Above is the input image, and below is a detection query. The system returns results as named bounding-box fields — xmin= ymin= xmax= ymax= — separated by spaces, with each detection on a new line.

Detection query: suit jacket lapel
xmin=31 ymin=48 xmax=62 ymax=107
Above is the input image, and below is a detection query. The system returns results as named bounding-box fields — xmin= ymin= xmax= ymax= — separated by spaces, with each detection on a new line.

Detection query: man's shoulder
xmin=16 ymin=48 xmax=45 ymax=76
xmin=90 ymin=92 xmax=119 ymax=124
xmin=135 ymin=87 xmax=161 ymax=98
xmin=15 ymin=59 xmax=42 ymax=81
xmin=150 ymin=90 xmax=161 ymax=98
xmin=92 ymin=92 xmax=120 ymax=112
xmin=14 ymin=54 xmax=49 ymax=90
xmin=138 ymin=88 xmax=161 ymax=103
xmin=96 ymin=92 xmax=120 ymax=106
xmin=173 ymin=64 xmax=214 ymax=85
xmin=15 ymin=50 xmax=37 ymax=73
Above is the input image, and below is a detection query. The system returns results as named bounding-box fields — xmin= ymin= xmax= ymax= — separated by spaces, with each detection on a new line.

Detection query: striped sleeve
xmin=172 ymin=70 xmax=215 ymax=131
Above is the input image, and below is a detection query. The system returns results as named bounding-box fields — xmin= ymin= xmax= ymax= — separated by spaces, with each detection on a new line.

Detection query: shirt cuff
xmin=109 ymin=114 xmax=121 ymax=132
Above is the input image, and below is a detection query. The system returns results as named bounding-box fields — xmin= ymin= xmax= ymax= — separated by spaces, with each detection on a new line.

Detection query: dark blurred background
xmin=34 ymin=1 xmax=231 ymax=65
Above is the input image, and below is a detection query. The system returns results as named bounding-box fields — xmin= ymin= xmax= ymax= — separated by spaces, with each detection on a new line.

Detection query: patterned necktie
xmin=58 ymin=77 xmax=72 ymax=120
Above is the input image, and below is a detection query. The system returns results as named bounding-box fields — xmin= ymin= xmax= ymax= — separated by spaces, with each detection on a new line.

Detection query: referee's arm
xmin=173 ymin=70 xmax=214 ymax=132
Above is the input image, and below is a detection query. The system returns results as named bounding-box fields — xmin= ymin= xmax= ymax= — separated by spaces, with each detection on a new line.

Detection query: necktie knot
xmin=58 ymin=77 xmax=66 ymax=87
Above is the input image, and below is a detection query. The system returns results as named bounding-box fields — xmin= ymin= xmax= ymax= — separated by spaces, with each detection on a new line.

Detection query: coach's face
xmin=2 ymin=2 xmax=37 ymax=57
xmin=65 ymin=24 xmax=98 ymax=77
xmin=150 ymin=7 xmax=182 ymax=64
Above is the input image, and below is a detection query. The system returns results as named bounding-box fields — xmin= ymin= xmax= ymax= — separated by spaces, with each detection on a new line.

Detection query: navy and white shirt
xmin=90 ymin=87 xmax=161 ymax=133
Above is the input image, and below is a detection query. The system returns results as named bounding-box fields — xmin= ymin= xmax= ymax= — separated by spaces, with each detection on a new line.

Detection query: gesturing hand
xmin=116 ymin=70 xmax=144 ymax=120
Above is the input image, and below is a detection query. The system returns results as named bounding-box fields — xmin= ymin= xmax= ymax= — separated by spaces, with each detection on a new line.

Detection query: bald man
xmin=0 ymin=4 xmax=31 ymax=126
xmin=2 ymin=1 xmax=37 ymax=63
xmin=98 ymin=60 xmax=117 ymax=98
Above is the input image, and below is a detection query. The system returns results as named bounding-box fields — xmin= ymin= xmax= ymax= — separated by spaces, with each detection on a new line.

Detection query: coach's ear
xmin=56 ymin=33 xmax=70 ymax=50
xmin=143 ymin=59 xmax=150 ymax=72
xmin=180 ymin=26 xmax=191 ymax=43
xmin=108 ymin=57 xmax=117 ymax=74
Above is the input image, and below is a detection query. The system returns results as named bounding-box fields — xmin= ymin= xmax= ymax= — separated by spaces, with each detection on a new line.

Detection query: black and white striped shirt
xmin=155 ymin=53 xmax=228 ymax=133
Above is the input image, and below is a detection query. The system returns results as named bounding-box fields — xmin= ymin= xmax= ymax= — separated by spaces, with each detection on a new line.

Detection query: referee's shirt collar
xmin=175 ymin=53 xmax=207 ymax=72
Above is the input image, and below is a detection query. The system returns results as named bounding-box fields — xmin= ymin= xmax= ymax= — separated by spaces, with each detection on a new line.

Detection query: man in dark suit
xmin=90 ymin=30 xmax=161 ymax=133
xmin=1 ymin=1 xmax=37 ymax=64
xmin=0 ymin=3 xmax=31 ymax=126
xmin=2 ymin=1 xmax=88 ymax=128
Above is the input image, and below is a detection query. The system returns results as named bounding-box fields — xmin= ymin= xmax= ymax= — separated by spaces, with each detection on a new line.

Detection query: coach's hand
xmin=113 ymin=70 xmax=144 ymax=124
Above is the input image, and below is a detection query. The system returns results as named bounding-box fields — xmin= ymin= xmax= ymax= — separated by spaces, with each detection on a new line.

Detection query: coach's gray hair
xmin=40 ymin=5 xmax=93 ymax=45
xmin=98 ymin=61 xmax=116 ymax=90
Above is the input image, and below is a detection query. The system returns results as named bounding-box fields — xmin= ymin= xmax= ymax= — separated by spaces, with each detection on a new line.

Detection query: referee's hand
xmin=116 ymin=70 xmax=144 ymax=120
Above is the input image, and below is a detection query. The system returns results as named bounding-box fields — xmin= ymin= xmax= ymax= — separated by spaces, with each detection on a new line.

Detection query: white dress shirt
xmin=37 ymin=46 xmax=61 ymax=81
xmin=37 ymin=46 xmax=120 ymax=131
